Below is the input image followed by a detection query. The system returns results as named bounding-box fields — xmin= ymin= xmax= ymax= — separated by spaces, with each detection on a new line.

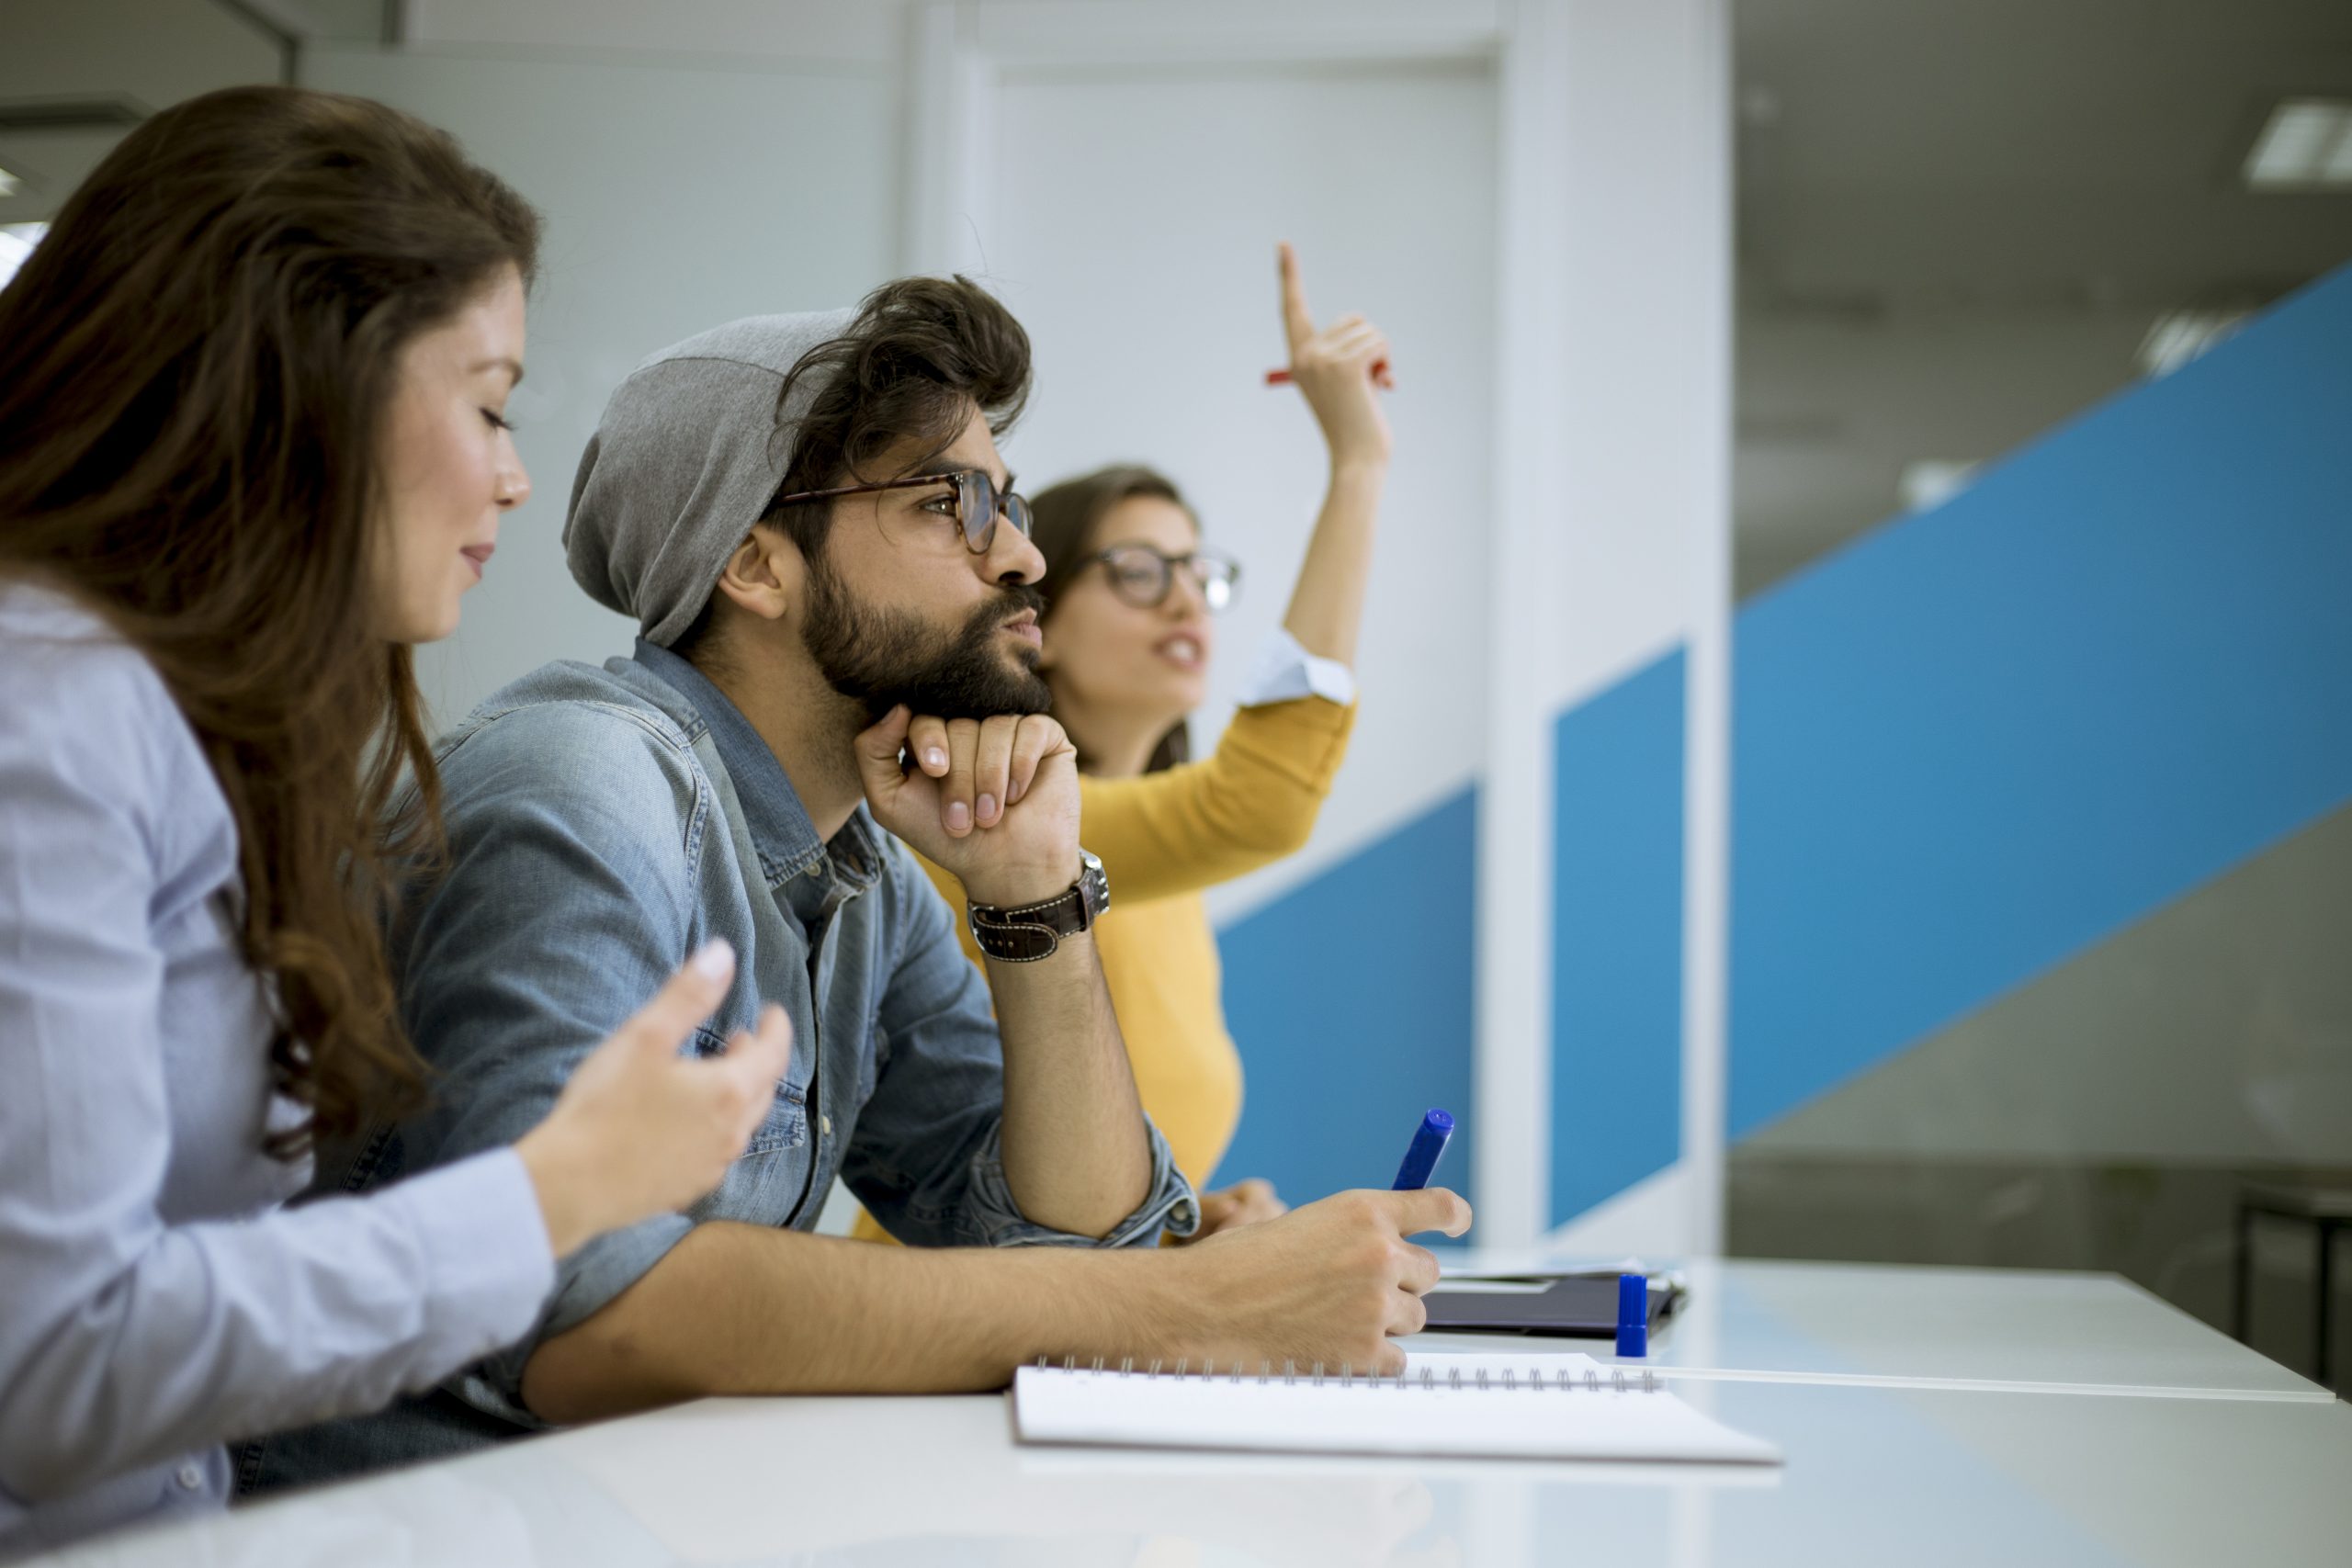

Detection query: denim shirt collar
xmin=630 ymin=637 xmax=879 ymax=898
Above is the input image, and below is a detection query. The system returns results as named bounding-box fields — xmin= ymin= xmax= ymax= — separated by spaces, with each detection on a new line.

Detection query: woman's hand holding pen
xmin=1275 ymin=241 xmax=1393 ymax=470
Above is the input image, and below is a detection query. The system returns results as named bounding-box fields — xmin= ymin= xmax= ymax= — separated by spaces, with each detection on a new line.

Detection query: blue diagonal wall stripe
xmin=1216 ymin=261 xmax=2352 ymax=1226
xmin=1729 ymin=261 xmax=2352 ymax=1139
xmin=1216 ymin=785 xmax=1478 ymax=1213
xmin=1552 ymin=647 xmax=1686 ymax=1221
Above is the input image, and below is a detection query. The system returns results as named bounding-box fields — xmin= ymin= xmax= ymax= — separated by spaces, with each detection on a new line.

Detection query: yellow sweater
xmin=851 ymin=696 xmax=1358 ymax=1243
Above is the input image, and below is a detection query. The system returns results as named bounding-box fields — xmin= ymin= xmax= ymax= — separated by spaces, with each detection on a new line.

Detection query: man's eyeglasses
xmin=1087 ymin=544 xmax=1241 ymax=613
xmin=773 ymin=468 xmax=1032 ymax=554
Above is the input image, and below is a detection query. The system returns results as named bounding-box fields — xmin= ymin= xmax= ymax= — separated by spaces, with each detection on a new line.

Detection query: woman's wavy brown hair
xmin=0 ymin=85 xmax=540 ymax=1156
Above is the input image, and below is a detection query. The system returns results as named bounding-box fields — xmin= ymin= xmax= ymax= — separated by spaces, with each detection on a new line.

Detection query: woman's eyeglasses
xmin=772 ymin=468 xmax=1032 ymax=554
xmin=1088 ymin=544 xmax=1241 ymax=613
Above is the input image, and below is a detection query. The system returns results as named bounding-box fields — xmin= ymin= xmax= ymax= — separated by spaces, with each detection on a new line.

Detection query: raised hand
xmin=514 ymin=940 xmax=792 ymax=1258
xmin=1278 ymin=241 xmax=1394 ymax=468
xmin=858 ymin=705 xmax=1083 ymax=908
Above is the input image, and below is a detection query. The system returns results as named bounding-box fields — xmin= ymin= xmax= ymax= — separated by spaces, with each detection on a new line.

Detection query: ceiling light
xmin=2138 ymin=309 xmax=2250 ymax=378
xmin=1899 ymin=460 xmax=1977 ymax=513
xmin=0 ymin=223 xmax=47 ymax=290
xmin=2243 ymin=98 xmax=2352 ymax=191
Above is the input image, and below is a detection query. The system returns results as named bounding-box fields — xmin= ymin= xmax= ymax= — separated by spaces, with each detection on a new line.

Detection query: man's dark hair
xmin=672 ymin=275 xmax=1030 ymax=663
xmin=771 ymin=274 xmax=1031 ymax=556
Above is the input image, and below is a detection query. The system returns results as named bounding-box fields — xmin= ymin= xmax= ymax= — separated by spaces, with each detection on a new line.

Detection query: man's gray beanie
xmin=565 ymin=309 xmax=858 ymax=648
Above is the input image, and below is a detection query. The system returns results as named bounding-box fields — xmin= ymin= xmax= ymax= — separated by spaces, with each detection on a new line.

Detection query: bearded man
xmin=246 ymin=278 xmax=1467 ymax=1490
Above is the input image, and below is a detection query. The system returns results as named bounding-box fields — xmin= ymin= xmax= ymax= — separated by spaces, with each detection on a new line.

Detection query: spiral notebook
xmin=1012 ymin=1352 xmax=1781 ymax=1466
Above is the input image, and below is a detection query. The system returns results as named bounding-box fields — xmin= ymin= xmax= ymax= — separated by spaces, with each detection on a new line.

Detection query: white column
xmin=899 ymin=1 xmax=991 ymax=277
xmin=1485 ymin=0 xmax=1732 ymax=1254
xmin=1678 ymin=0 xmax=1734 ymax=1260
xmin=1474 ymin=0 xmax=1575 ymax=1250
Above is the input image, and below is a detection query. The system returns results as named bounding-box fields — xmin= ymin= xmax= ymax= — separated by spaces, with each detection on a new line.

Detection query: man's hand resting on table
xmin=1144 ymin=1187 xmax=1470 ymax=1375
xmin=1179 ymin=1179 xmax=1288 ymax=1241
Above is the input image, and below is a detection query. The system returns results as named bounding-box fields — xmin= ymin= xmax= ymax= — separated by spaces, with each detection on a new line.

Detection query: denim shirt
xmin=244 ymin=643 xmax=1192 ymax=1491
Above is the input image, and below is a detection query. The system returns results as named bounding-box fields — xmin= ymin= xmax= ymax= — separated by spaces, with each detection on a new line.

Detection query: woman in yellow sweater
xmin=854 ymin=244 xmax=1391 ymax=1242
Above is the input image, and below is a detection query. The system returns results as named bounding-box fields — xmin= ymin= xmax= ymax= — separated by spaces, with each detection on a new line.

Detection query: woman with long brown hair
xmin=0 ymin=86 xmax=789 ymax=1554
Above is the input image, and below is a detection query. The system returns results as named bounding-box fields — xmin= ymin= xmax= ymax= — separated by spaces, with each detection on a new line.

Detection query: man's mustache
xmin=975 ymin=583 xmax=1046 ymax=624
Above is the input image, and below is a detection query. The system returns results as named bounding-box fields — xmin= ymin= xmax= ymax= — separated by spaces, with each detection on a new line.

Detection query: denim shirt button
xmin=175 ymin=1461 xmax=204 ymax=1490
xmin=820 ymin=1114 xmax=832 ymax=1136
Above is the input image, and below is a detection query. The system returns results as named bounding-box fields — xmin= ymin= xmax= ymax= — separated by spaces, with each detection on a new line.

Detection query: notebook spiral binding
xmin=1033 ymin=1355 xmax=1661 ymax=1393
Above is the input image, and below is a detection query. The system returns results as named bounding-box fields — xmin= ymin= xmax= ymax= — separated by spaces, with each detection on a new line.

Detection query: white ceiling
xmin=6 ymin=0 xmax=2345 ymax=597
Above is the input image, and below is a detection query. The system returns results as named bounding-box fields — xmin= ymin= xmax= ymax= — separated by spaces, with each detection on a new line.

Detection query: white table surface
xmin=32 ymin=1260 xmax=2347 ymax=1568
xmin=1429 ymin=1253 xmax=2334 ymax=1401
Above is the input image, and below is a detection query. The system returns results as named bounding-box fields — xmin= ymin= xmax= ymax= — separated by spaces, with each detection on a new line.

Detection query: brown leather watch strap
xmin=966 ymin=851 xmax=1107 ymax=964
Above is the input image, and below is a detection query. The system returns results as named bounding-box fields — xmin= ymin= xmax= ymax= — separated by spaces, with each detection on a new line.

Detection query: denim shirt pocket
xmin=696 ymin=1024 xmax=807 ymax=1156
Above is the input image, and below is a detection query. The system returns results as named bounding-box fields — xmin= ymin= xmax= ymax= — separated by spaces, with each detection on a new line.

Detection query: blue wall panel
xmin=1217 ymin=785 xmax=1479 ymax=1213
xmin=1731 ymin=263 xmax=2352 ymax=1139
xmin=1551 ymin=648 xmax=1687 ymax=1222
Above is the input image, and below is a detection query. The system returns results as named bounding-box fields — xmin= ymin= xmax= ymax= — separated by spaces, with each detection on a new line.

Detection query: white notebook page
xmin=1013 ymin=1352 xmax=1781 ymax=1465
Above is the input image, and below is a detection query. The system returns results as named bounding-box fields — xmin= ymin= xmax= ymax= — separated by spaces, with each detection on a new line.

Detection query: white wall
xmin=980 ymin=59 xmax=1498 ymax=925
xmin=301 ymin=0 xmax=1732 ymax=1255
xmin=303 ymin=27 xmax=1504 ymax=892
xmin=301 ymin=39 xmax=902 ymax=724
xmin=1489 ymin=0 xmax=1733 ymax=1254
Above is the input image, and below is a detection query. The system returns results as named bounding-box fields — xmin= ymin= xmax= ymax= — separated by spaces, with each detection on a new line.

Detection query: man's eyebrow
xmin=469 ymin=356 xmax=525 ymax=386
xmin=906 ymin=457 xmax=1012 ymax=491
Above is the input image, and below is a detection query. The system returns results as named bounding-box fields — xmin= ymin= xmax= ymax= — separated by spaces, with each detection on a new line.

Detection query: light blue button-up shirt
xmin=0 ymin=587 xmax=555 ymax=1560
xmin=244 ymin=640 xmax=1193 ymax=1492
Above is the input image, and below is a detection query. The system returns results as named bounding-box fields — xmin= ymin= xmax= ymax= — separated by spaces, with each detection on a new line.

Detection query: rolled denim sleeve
xmin=840 ymin=839 xmax=1196 ymax=1248
xmin=389 ymin=705 xmax=708 ymax=1421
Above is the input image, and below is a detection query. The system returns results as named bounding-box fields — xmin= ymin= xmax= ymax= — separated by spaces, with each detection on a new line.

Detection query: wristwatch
xmin=966 ymin=851 xmax=1109 ymax=964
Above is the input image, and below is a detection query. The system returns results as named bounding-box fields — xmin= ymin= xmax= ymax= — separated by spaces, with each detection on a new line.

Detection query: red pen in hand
xmin=1268 ymin=241 xmax=1395 ymax=389
xmin=1265 ymin=361 xmax=1393 ymax=388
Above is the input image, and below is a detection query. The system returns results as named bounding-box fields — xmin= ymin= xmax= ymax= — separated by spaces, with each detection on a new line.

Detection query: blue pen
xmin=1391 ymin=1108 xmax=1454 ymax=1190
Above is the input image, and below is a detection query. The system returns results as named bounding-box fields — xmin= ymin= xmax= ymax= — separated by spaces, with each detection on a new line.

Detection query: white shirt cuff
xmin=1238 ymin=626 xmax=1357 ymax=707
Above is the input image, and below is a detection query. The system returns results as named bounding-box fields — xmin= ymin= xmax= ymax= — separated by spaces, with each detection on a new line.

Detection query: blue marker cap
xmin=1615 ymin=1272 xmax=1649 ymax=1358
xmin=1390 ymin=1108 xmax=1454 ymax=1190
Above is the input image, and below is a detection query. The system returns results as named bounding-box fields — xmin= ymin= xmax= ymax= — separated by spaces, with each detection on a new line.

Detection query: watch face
xmin=1079 ymin=850 xmax=1110 ymax=919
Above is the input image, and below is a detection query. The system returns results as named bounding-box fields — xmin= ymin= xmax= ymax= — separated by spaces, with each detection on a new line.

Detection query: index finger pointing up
xmin=1278 ymin=241 xmax=1315 ymax=355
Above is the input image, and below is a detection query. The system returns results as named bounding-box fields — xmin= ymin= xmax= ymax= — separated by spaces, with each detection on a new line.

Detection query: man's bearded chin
xmin=804 ymin=559 xmax=1052 ymax=722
